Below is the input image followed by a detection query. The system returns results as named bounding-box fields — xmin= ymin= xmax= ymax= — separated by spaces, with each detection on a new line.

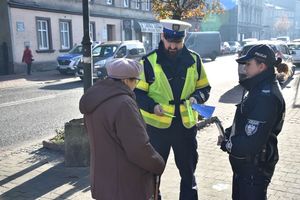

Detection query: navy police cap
xmin=236 ymin=44 xmax=281 ymax=66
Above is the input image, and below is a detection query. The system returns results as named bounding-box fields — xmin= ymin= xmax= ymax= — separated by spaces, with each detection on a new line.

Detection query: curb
xmin=42 ymin=140 xmax=64 ymax=152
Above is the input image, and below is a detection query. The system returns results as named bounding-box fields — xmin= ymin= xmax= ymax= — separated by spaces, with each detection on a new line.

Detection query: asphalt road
xmin=0 ymin=54 xmax=298 ymax=151
xmin=0 ymin=79 xmax=84 ymax=151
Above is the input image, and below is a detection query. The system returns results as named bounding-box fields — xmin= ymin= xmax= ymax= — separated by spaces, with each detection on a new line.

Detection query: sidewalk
xmin=0 ymin=70 xmax=79 ymax=89
xmin=0 ymin=75 xmax=299 ymax=199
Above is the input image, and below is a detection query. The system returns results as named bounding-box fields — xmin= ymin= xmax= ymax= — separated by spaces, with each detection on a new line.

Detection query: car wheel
xmin=210 ymin=52 xmax=217 ymax=61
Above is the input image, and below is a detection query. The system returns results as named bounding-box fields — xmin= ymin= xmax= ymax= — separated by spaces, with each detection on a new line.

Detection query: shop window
xmin=59 ymin=20 xmax=72 ymax=50
xmin=36 ymin=17 xmax=53 ymax=52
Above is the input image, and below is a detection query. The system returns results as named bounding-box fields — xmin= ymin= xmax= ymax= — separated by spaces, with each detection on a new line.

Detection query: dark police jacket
xmin=134 ymin=41 xmax=211 ymax=119
xmin=225 ymin=68 xmax=285 ymax=178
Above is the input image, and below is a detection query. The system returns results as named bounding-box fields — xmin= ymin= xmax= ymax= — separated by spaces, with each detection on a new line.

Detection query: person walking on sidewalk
xmin=79 ymin=58 xmax=165 ymax=200
xmin=134 ymin=19 xmax=211 ymax=200
xmin=22 ymin=45 xmax=33 ymax=75
xmin=219 ymin=44 xmax=286 ymax=200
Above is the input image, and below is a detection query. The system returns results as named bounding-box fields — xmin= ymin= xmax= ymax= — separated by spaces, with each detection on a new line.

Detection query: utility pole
xmin=82 ymin=0 xmax=93 ymax=93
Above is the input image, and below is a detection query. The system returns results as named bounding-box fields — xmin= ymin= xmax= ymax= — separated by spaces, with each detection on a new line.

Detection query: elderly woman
xmin=80 ymin=58 xmax=165 ymax=200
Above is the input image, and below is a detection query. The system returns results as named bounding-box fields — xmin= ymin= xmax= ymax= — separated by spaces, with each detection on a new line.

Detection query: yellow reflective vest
xmin=136 ymin=52 xmax=209 ymax=129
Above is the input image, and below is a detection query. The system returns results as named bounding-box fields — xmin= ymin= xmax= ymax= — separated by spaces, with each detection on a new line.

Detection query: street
xmin=0 ymin=54 xmax=299 ymax=199
xmin=0 ymin=54 xmax=239 ymax=151
xmin=0 ymin=74 xmax=83 ymax=151
xmin=0 ymin=54 xmax=297 ymax=150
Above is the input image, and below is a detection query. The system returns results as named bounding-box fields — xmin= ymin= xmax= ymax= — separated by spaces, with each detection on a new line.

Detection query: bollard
xmin=64 ymin=118 xmax=90 ymax=167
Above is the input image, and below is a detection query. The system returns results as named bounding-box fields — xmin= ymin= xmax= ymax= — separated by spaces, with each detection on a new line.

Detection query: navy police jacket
xmin=225 ymin=68 xmax=285 ymax=177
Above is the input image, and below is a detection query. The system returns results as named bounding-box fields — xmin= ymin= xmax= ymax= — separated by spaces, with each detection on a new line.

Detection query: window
xmin=135 ymin=0 xmax=140 ymax=9
xmin=36 ymin=18 xmax=51 ymax=50
xmin=124 ymin=0 xmax=129 ymax=7
xmin=59 ymin=20 xmax=72 ymax=50
xmin=90 ymin=22 xmax=96 ymax=41
xmin=116 ymin=46 xmax=127 ymax=58
xmin=106 ymin=0 xmax=113 ymax=5
xmin=145 ymin=0 xmax=150 ymax=11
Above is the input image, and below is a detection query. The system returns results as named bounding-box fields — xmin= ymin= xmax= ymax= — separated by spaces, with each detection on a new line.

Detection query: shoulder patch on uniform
xmin=245 ymin=119 xmax=260 ymax=136
xmin=260 ymin=84 xmax=272 ymax=95
xmin=261 ymin=89 xmax=271 ymax=94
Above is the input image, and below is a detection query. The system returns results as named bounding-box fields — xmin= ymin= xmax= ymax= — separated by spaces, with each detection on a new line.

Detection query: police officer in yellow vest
xmin=135 ymin=19 xmax=211 ymax=200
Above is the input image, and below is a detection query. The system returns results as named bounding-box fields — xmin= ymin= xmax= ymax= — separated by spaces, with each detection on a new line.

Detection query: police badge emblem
xmin=245 ymin=119 xmax=259 ymax=136
xmin=172 ymin=24 xmax=180 ymax=32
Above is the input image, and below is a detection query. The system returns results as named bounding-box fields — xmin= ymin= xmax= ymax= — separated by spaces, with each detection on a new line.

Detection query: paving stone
xmin=0 ymin=72 xmax=299 ymax=200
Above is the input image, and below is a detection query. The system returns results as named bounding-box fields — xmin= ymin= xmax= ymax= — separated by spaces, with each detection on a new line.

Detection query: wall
xmin=0 ymin=1 xmax=14 ymax=74
xmin=10 ymin=7 xmax=122 ymax=71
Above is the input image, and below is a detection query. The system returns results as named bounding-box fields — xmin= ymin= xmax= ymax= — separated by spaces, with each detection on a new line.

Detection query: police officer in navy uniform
xmin=219 ymin=44 xmax=285 ymax=200
xmin=135 ymin=19 xmax=211 ymax=200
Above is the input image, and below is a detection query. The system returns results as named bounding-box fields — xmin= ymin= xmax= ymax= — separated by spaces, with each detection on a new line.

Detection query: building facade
xmin=195 ymin=0 xmax=263 ymax=42
xmin=237 ymin=0 xmax=263 ymax=41
xmin=262 ymin=0 xmax=297 ymax=40
xmin=0 ymin=0 xmax=162 ymax=75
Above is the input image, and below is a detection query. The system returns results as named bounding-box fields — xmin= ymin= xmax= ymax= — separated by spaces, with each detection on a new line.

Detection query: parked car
xmin=238 ymin=40 xmax=293 ymax=80
xmin=240 ymin=38 xmax=258 ymax=47
xmin=76 ymin=40 xmax=146 ymax=80
xmin=276 ymin=36 xmax=290 ymax=43
xmin=227 ymin=41 xmax=241 ymax=53
xmin=221 ymin=42 xmax=230 ymax=54
xmin=185 ymin=31 xmax=221 ymax=61
xmin=56 ymin=42 xmax=100 ymax=75
xmin=287 ymin=42 xmax=300 ymax=66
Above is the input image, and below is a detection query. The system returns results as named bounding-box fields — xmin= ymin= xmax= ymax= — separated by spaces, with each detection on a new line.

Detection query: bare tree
xmin=274 ymin=15 xmax=291 ymax=35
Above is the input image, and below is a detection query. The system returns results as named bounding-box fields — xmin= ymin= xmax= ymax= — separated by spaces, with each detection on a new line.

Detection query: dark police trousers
xmin=148 ymin=117 xmax=198 ymax=200
xmin=232 ymin=167 xmax=270 ymax=200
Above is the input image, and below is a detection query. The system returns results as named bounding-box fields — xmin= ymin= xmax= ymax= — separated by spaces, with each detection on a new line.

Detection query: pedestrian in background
xmin=275 ymin=62 xmax=293 ymax=85
xmin=22 ymin=45 xmax=33 ymax=75
xmin=219 ymin=44 xmax=285 ymax=200
xmin=135 ymin=19 xmax=211 ymax=200
xmin=79 ymin=58 xmax=165 ymax=200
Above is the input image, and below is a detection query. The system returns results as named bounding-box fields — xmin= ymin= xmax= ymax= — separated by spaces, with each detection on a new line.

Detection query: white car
xmin=287 ymin=42 xmax=300 ymax=66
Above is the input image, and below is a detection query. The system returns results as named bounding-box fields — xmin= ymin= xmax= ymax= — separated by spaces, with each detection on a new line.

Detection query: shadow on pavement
xmin=0 ymin=147 xmax=90 ymax=200
xmin=219 ymin=84 xmax=244 ymax=104
xmin=39 ymin=80 xmax=82 ymax=90
xmin=0 ymin=163 xmax=90 ymax=200
xmin=0 ymin=160 xmax=49 ymax=187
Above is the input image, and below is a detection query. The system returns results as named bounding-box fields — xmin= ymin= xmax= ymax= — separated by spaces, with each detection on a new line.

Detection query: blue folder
xmin=191 ymin=104 xmax=215 ymax=119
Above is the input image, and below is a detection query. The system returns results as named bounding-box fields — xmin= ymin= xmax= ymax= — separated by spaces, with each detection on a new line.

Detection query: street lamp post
xmin=82 ymin=0 xmax=93 ymax=93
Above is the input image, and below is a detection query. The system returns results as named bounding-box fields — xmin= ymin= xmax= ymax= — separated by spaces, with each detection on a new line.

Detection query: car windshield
xmin=93 ymin=45 xmax=118 ymax=58
xmin=288 ymin=44 xmax=300 ymax=50
xmin=228 ymin=41 xmax=236 ymax=46
xmin=68 ymin=45 xmax=83 ymax=54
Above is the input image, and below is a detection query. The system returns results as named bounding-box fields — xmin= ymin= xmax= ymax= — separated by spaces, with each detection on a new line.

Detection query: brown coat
xmin=79 ymin=79 xmax=165 ymax=200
